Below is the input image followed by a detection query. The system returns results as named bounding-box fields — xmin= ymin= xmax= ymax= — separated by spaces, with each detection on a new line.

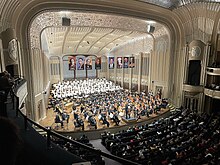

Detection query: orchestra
xmin=48 ymin=78 xmax=168 ymax=131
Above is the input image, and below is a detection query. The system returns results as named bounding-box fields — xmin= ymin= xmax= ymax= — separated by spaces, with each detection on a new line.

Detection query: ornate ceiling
xmin=137 ymin=0 xmax=220 ymax=9
xmin=1 ymin=0 xmax=218 ymax=56
xmin=31 ymin=11 xmax=165 ymax=56
xmin=42 ymin=26 xmax=152 ymax=56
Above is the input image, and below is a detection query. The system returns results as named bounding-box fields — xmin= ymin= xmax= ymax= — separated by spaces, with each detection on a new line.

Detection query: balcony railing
xmin=207 ymin=67 xmax=220 ymax=76
xmin=204 ymin=88 xmax=220 ymax=99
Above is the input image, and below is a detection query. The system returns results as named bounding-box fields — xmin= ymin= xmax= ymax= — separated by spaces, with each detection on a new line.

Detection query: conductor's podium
xmin=121 ymin=116 xmax=138 ymax=123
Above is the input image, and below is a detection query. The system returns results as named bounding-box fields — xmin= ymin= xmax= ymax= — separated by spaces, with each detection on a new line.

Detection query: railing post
xmin=47 ymin=128 xmax=51 ymax=149
xmin=12 ymin=94 xmax=14 ymax=109
xmin=11 ymin=87 xmax=15 ymax=109
xmin=24 ymin=115 xmax=28 ymax=130
xmin=96 ymin=149 xmax=103 ymax=163
xmin=16 ymin=96 xmax=19 ymax=117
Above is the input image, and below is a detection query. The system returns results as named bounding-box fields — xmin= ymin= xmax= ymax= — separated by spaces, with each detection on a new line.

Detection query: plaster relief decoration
xmin=189 ymin=40 xmax=205 ymax=61
xmin=141 ymin=79 xmax=148 ymax=84
xmin=153 ymin=27 xmax=169 ymax=38
xmin=124 ymin=78 xmax=129 ymax=82
xmin=156 ymin=38 xmax=168 ymax=53
xmin=8 ymin=39 xmax=18 ymax=61
xmin=132 ymin=78 xmax=138 ymax=83
xmin=191 ymin=46 xmax=201 ymax=57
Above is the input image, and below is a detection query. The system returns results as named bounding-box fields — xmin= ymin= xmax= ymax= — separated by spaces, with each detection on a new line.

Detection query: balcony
xmin=207 ymin=67 xmax=220 ymax=76
xmin=183 ymin=84 xmax=204 ymax=93
xmin=204 ymin=88 xmax=220 ymax=99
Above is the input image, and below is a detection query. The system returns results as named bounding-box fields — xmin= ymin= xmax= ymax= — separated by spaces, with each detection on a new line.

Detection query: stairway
xmin=167 ymin=103 xmax=176 ymax=113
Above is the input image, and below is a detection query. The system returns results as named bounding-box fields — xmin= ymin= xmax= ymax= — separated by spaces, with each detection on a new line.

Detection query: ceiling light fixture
xmin=145 ymin=20 xmax=156 ymax=24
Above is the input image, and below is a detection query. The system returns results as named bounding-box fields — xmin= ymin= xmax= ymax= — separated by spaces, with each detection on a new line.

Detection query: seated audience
xmin=101 ymin=108 xmax=220 ymax=165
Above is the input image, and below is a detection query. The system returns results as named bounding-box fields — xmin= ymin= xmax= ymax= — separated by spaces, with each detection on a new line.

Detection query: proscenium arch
xmin=13 ymin=1 xmax=184 ymax=120
xmin=15 ymin=1 xmax=184 ymax=49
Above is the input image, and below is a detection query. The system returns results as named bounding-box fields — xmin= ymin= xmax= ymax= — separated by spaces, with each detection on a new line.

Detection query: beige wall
xmin=171 ymin=2 xmax=220 ymax=107
xmin=151 ymin=35 xmax=170 ymax=98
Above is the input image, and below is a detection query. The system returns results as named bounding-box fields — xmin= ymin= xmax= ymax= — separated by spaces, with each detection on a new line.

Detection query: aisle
xmin=90 ymin=139 xmax=122 ymax=165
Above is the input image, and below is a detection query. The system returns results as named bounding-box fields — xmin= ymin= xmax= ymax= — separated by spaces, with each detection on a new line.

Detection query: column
xmin=121 ymin=57 xmax=124 ymax=87
xmin=129 ymin=62 xmax=132 ymax=90
xmin=148 ymin=50 xmax=152 ymax=91
xmin=138 ymin=53 xmax=143 ymax=92
xmin=183 ymin=43 xmax=189 ymax=84
xmin=59 ymin=56 xmax=64 ymax=81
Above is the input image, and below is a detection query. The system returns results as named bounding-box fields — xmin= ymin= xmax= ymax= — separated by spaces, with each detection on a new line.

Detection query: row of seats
xmin=50 ymin=135 xmax=105 ymax=165
xmin=101 ymin=108 xmax=220 ymax=165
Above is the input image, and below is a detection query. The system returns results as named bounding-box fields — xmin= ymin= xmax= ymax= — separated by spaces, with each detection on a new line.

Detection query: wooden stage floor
xmin=39 ymin=108 xmax=170 ymax=133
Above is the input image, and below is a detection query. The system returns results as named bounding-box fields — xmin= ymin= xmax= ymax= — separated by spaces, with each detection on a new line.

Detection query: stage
xmin=40 ymin=78 xmax=170 ymax=139
xmin=39 ymin=107 xmax=170 ymax=139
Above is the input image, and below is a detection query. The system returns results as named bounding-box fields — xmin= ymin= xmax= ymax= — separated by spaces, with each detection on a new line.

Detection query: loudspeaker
xmin=147 ymin=25 xmax=155 ymax=33
xmin=62 ymin=17 xmax=71 ymax=26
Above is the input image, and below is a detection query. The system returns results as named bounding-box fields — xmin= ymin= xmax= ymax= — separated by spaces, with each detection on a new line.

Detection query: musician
xmin=61 ymin=112 xmax=68 ymax=121
xmin=109 ymin=111 xmax=120 ymax=126
xmin=73 ymin=111 xmax=79 ymax=120
xmin=134 ymin=106 xmax=139 ymax=118
xmin=98 ymin=113 xmax=110 ymax=127
xmin=126 ymin=104 xmax=132 ymax=119
xmin=74 ymin=117 xmax=84 ymax=130
xmin=55 ymin=114 xmax=63 ymax=128
xmin=88 ymin=116 xmax=97 ymax=129
xmin=80 ymin=104 xmax=85 ymax=113
xmin=125 ymin=103 xmax=129 ymax=119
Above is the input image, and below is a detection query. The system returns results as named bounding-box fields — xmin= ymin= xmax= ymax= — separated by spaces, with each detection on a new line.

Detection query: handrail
xmin=13 ymin=83 xmax=140 ymax=165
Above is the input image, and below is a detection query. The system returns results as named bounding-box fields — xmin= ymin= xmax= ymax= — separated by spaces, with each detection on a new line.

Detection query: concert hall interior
xmin=0 ymin=1 xmax=220 ymax=165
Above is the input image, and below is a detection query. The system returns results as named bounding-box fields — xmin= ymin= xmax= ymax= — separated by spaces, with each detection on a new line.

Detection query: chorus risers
xmin=204 ymin=88 xmax=220 ymax=99
xmin=183 ymin=84 xmax=204 ymax=93
xmin=207 ymin=67 xmax=220 ymax=76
